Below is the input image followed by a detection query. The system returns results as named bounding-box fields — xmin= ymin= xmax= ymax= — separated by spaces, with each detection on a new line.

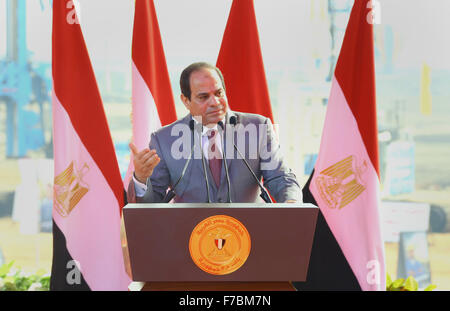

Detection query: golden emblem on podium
xmin=189 ymin=215 xmax=251 ymax=275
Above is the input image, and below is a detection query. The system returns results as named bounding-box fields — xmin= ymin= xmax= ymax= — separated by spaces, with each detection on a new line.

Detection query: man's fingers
xmin=129 ymin=142 xmax=139 ymax=155
xmin=132 ymin=145 xmax=159 ymax=181
xmin=141 ymin=157 xmax=160 ymax=176
xmin=139 ymin=148 xmax=154 ymax=157
xmin=142 ymin=154 xmax=160 ymax=168
xmin=130 ymin=142 xmax=151 ymax=158
xmin=139 ymin=150 xmax=156 ymax=163
xmin=132 ymin=146 xmax=154 ymax=161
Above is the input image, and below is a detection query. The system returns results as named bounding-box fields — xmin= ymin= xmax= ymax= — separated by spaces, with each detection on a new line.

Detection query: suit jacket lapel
xmin=178 ymin=111 xmax=237 ymax=201
xmin=170 ymin=114 xmax=197 ymax=197
xmin=190 ymin=115 xmax=217 ymax=200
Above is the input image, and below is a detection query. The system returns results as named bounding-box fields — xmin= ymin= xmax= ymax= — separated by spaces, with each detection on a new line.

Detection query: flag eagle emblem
xmin=315 ymin=155 xmax=367 ymax=210
xmin=54 ymin=161 xmax=90 ymax=217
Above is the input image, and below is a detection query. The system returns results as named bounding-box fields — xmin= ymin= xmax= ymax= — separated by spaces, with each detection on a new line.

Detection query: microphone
xmin=229 ymin=116 xmax=273 ymax=203
xmin=218 ymin=121 xmax=232 ymax=203
xmin=199 ymin=123 xmax=212 ymax=203
xmin=163 ymin=120 xmax=196 ymax=203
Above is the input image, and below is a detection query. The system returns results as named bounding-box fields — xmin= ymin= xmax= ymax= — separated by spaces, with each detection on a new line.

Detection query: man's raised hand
xmin=129 ymin=142 xmax=160 ymax=184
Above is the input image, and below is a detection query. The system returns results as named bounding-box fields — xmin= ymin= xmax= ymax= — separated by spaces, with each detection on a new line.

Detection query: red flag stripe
xmin=132 ymin=0 xmax=177 ymax=126
xmin=217 ymin=0 xmax=273 ymax=122
xmin=52 ymin=0 xmax=123 ymax=207
xmin=335 ymin=1 xmax=379 ymax=177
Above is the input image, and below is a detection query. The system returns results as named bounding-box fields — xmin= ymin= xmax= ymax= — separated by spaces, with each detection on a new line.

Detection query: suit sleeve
xmin=259 ymin=117 xmax=303 ymax=203
xmin=127 ymin=132 xmax=170 ymax=203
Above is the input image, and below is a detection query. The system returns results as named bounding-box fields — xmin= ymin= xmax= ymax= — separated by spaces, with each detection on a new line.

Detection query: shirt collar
xmin=191 ymin=115 xmax=225 ymax=136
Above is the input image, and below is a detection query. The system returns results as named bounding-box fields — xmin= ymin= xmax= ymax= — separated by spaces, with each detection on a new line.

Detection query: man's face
xmin=181 ymin=68 xmax=228 ymax=126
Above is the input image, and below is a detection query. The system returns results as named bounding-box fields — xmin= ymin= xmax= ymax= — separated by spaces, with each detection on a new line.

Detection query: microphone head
xmin=218 ymin=121 xmax=224 ymax=130
xmin=189 ymin=119 xmax=195 ymax=131
xmin=229 ymin=115 xmax=237 ymax=126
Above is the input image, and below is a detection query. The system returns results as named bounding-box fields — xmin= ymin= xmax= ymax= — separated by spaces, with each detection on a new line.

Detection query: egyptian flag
xmin=294 ymin=0 xmax=385 ymax=291
xmin=217 ymin=0 xmax=273 ymax=122
xmin=51 ymin=0 xmax=130 ymax=290
xmin=123 ymin=0 xmax=177 ymax=189
xmin=217 ymin=0 xmax=276 ymax=203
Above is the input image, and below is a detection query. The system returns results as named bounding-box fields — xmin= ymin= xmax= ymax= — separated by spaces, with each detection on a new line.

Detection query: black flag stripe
xmin=50 ymin=219 xmax=91 ymax=291
xmin=293 ymin=170 xmax=361 ymax=291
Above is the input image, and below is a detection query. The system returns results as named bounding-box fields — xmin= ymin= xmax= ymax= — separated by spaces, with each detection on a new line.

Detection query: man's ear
xmin=180 ymin=94 xmax=190 ymax=110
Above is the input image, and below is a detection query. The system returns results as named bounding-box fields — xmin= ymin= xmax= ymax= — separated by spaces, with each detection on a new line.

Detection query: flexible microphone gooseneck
xmin=199 ymin=123 xmax=212 ymax=203
xmin=218 ymin=121 xmax=232 ymax=203
xmin=229 ymin=116 xmax=273 ymax=203
xmin=163 ymin=120 xmax=196 ymax=203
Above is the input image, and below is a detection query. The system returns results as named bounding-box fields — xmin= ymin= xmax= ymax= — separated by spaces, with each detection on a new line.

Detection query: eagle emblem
xmin=315 ymin=155 xmax=367 ymax=210
xmin=54 ymin=161 xmax=89 ymax=217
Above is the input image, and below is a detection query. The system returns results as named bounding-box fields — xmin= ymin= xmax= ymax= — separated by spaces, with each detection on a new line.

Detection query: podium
xmin=121 ymin=203 xmax=318 ymax=291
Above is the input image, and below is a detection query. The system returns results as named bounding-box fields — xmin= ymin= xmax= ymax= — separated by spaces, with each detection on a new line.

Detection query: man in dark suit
xmin=127 ymin=62 xmax=301 ymax=203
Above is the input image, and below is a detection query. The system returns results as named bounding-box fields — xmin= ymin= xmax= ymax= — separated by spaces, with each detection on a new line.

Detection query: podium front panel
xmin=123 ymin=203 xmax=318 ymax=282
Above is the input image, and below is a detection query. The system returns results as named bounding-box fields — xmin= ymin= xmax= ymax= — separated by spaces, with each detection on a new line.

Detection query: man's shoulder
xmin=152 ymin=114 xmax=191 ymax=138
xmin=232 ymin=111 xmax=270 ymax=125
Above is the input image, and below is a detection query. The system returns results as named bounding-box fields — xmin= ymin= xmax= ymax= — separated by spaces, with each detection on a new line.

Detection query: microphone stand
xmin=199 ymin=124 xmax=212 ymax=203
xmin=218 ymin=121 xmax=232 ymax=203
xmin=163 ymin=120 xmax=195 ymax=203
xmin=229 ymin=116 xmax=273 ymax=203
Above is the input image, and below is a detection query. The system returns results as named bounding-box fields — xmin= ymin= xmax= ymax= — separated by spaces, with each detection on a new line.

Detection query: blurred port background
xmin=0 ymin=0 xmax=449 ymax=289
